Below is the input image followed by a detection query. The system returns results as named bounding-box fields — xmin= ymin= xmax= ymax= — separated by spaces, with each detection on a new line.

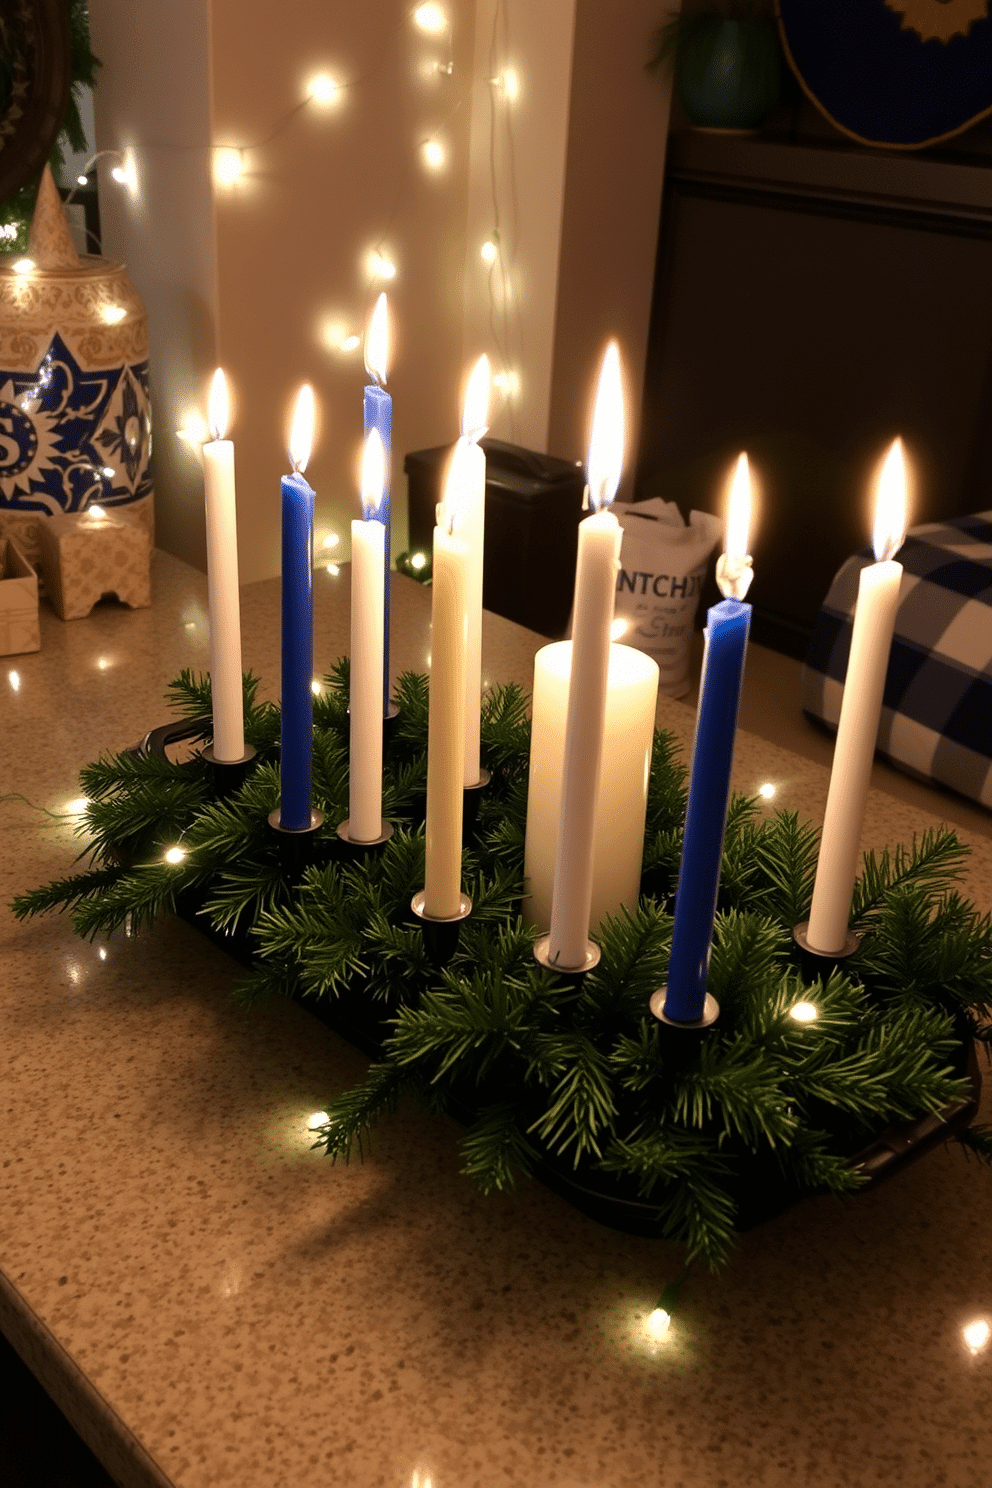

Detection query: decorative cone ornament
xmin=0 ymin=166 xmax=154 ymax=580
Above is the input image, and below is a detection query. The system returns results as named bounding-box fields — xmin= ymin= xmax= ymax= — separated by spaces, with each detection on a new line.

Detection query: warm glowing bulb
xmin=98 ymin=947 xmax=107 ymax=961
xmin=208 ymin=368 xmax=230 ymax=442
xmin=362 ymin=427 xmax=387 ymax=520
xmin=758 ymin=782 xmax=776 ymax=799
xmin=414 ymin=2 xmax=447 ymax=33
xmin=587 ymin=340 xmax=624 ymax=511
xmin=366 ymin=249 xmax=397 ymax=282
xmin=790 ymin=1001 xmax=818 ymax=1024
xmin=307 ymin=1111 xmax=330 ymax=1130
xmin=311 ymin=679 xmax=322 ymax=696
xmin=341 ymin=333 xmax=360 ymax=353
xmin=873 ymin=438 xmax=908 ymax=563
xmin=462 ymin=354 xmax=490 ymax=441
xmin=88 ymin=504 xmax=107 ymax=520
xmin=111 ymin=151 xmax=138 ymax=198
xmin=410 ymin=551 xmax=427 ymax=571
xmin=8 ymin=669 xmax=20 ymax=690
xmin=500 ymin=67 xmax=520 ymax=101
xmin=326 ymin=562 xmax=340 ymax=577
xmin=365 ymin=292 xmax=389 ymax=385
xmin=963 ymin=1318 xmax=991 ymax=1353
xmin=66 ymin=797 xmax=89 ymax=815
xmin=101 ymin=305 xmax=126 ymax=324
xmin=288 ymin=384 xmax=315 ymax=474
xmin=77 ymin=173 xmax=88 ymax=186
xmin=12 ymin=257 xmax=34 ymax=275
xmin=309 ymin=73 xmax=340 ymax=105
xmin=177 ymin=412 xmax=208 ymax=448
xmin=213 ymin=148 xmax=244 ymax=188
xmin=164 ymin=846 xmax=186 ymax=865
xmin=492 ymin=369 xmax=520 ymax=398
xmin=645 ymin=1308 xmax=671 ymax=1342
xmin=322 ymin=533 xmax=339 ymax=550
xmin=480 ymin=239 xmax=497 ymax=265
xmin=422 ymin=137 xmax=446 ymax=170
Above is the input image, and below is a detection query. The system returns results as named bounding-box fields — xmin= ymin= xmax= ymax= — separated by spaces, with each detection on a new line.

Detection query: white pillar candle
xmin=547 ymin=341 xmax=625 ymax=969
xmin=525 ymin=640 xmax=659 ymax=933
xmin=202 ymin=368 xmax=245 ymax=762
xmin=423 ymin=468 xmax=469 ymax=918
xmin=807 ymin=439 xmax=908 ymax=954
xmin=349 ymin=429 xmax=386 ymax=841
xmin=458 ymin=354 xmax=490 ymax=787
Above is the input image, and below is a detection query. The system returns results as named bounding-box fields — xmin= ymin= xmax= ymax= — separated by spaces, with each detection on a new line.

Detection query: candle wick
xmin=715 ymin=552 xmax=753 ymax=602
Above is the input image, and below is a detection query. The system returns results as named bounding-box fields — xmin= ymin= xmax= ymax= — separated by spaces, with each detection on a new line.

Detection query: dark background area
xmin=635 ymin=100 xmax=992 ymax=656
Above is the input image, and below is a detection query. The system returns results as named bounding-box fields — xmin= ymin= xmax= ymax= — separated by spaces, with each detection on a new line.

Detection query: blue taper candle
xmin=279 ymin=386 xmax=317 ymax=830
xmin=664 ymin=454 xmax=754 ymax=1023
xmin=364 ymin=293 xmax=392 ymax=714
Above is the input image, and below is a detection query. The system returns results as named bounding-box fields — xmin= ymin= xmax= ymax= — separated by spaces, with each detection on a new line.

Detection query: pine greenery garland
xmin=12 ymin=664 xmax=992 ymax=1269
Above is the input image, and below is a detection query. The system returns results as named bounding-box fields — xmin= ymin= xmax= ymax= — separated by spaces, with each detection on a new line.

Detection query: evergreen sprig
xmin=12 ymin=662 xmax=989 ymax=1271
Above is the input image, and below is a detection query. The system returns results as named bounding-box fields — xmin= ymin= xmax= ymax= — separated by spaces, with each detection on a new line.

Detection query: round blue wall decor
xmin=777 ymin=0 xmax=992 ymax=148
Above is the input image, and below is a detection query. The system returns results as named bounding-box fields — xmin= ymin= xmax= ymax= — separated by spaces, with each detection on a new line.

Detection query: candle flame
xmin=438 ymin=438 xmax=473 ymax=535
xmin=361 ymin=427 xmax=387 ymax=520
xmin=365 ymin=292 xmax=389 ymax=386
xmin=461 ymin=354 xmax=490 ymax=442
xmin=587 ymin=340 xmax=624 ymax=511
xmin=716 ymin=452 xmax=753 ymax=600
xmin=288 ymin=384 xmax=315 ymax=474
xmin=873 ymin=438 xmax=907 ymax=562
xmin=208 ymin=368 xmax=229 ymax=442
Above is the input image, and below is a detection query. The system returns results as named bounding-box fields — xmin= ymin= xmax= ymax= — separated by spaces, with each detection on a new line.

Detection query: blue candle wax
xmin=665 ymin=597 xmax=751 ymax=1022
xmin=279 ymin=470 xmax=315 ymax=829
xmin=364 ymin=382 xmax=392 ymax=713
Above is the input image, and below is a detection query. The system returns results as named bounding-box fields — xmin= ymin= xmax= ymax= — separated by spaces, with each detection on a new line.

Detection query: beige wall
xmin=89 ymin=0 xmax=675 ymax=582
xmin=548 ymin=0 xmax=676 ymax=496
xmin=209 ymin=0 xmax=477 ymax=580
xmin=90 ymin=0 xmax=217 ymax=572
xmin=461 ymin=0 xmax=577 ymax=451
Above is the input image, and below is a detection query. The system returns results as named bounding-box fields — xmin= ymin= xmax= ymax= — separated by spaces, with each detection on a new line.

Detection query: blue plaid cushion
xmin=803 ymin=513 xmax=992 ymax=809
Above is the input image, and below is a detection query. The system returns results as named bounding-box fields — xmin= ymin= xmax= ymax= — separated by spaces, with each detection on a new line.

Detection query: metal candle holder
xmin=410 ymin=890 xmax=472 ymax=966
xmin=202 ymin=743 xmax=258 ymax=796
xmin=649 ymin=988 xmax=720 ymax=1032
xmin=533 ymin=934 xmax=601 ymax=985
xmin=335 ymin=818 xmax=394 ymax=858
xmin=793 ymin=921 xmax=862 ymax=981
xmin=267 ymin=807 xmax=325 ymax=879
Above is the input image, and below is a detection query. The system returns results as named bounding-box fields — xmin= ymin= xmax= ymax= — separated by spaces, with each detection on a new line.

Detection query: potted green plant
xmin=648 ymin=1 xmax=782 ymax=132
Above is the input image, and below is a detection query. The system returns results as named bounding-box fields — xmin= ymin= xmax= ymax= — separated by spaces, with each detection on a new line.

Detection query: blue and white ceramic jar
xmin=0 ymin=168 xmax=153 ymax=581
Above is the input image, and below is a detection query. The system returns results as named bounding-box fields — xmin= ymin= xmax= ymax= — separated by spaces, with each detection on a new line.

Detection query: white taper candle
xmin=807 ymin=439 xmax=908 ymax=953
xmin=202 ymin=368 xmax=245 ymax=761
xmin=547 ymin=341 xmax=625 ymax=969
xmin=424 ymin=522 xmax=469 ymax=917
xmin=459 ymin=355 xmax=490 ymax=787
xmin=349 ymin=429 xmax=387 ymax=841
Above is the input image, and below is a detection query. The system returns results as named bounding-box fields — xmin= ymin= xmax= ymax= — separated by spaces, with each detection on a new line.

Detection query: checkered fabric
xmin=803 ymin=511 xmax=992 ymax=810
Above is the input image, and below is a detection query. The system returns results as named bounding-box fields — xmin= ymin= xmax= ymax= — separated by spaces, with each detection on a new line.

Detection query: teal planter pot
xmin=677 ymin=18 xmax=782 ymax=130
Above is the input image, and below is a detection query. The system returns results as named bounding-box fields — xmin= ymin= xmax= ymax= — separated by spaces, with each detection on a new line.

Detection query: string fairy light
xmin=308 ymin=73 xmax=342 ymax=106
xmin=78 ymin=0 xmax=522 ymax=450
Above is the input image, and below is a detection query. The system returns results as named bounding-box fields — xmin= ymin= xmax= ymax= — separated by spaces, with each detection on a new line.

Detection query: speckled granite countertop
xmin=2 ymin=552 xmax=990 ymax=1488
